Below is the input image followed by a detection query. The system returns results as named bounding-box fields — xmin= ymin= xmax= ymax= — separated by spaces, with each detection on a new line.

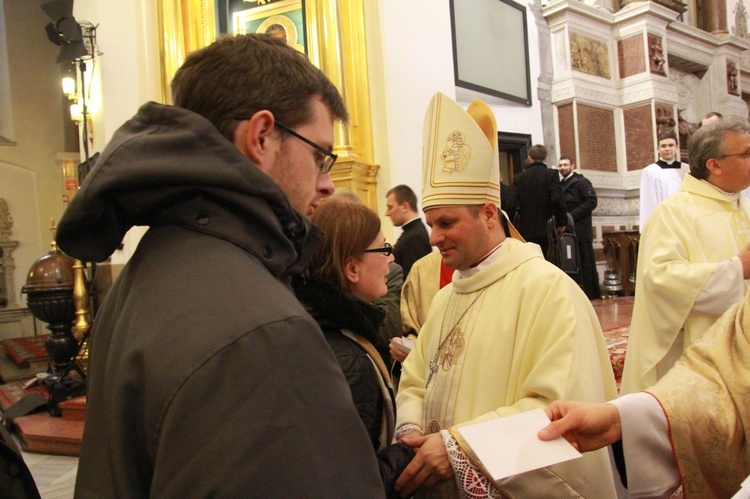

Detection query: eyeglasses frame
xmin=718 ymin=150 xmax=750 ymax=160
xmin=233 ymin=115 xmax=337 ymax=173
xmin=362 ymin=242 xmax=393 ymax=257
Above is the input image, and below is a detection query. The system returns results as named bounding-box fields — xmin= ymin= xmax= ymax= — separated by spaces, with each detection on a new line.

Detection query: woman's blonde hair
xmin=308 ymin=195 xmax=381 ymax=292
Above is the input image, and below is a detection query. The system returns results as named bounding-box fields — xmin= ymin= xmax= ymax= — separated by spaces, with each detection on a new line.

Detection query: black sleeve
xmin=549 ymin=173 xmax=567 ymax=226
xmin=569 ymin=177 xmax=598 ymax=222
xmin=327 ymin=333 xmax=384 ymax=450
xmin=378 ymin=443 xmax=416 ymax=499
xmin=612 ymin=439 xmax=628 ymax=489
xmin=501 ymin=185 xmax=517 ymax=222
xmin=373 ymin=263 xmax=404 ymax=362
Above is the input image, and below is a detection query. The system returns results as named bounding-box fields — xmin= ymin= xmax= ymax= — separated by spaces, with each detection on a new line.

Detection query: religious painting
xmin=569 ymin=33 xmax=611 ymax=79
xmin=449 ymin=0 xmax=531 ymax=105
xmin=232 ymin=0 xmax=306 ymax=54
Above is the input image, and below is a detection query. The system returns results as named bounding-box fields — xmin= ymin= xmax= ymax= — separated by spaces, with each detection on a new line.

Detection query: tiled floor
xmin=13 ymin=295 xmax=634 ymax=498
xmin=591 ymin=295 xmax=634 ymax=331
xmin=16 ymin=437 xmax=78 ymax=498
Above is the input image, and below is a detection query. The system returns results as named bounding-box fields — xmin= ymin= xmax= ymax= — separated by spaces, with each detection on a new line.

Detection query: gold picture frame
xmin=158 ymin=0 xmax=380 ymax=208
xmin=233 ymin=0 xmax=306 ymax=54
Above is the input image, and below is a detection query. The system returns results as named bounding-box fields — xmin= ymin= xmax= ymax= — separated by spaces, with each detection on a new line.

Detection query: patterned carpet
xmin=603 ymin=326 xmax=629 ymax=392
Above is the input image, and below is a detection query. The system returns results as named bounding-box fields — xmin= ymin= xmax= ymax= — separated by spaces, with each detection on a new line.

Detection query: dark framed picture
xmin=218 ymin=0 xmax=306 ymax=54
xmin=449 ymin=0 xmax=531 ymax=106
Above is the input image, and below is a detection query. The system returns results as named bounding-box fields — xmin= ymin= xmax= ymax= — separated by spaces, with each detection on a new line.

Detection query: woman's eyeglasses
xmin=362 ymin=242 xmax=393 ymax=257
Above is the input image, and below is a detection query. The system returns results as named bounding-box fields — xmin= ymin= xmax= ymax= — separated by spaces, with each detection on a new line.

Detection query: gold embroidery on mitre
xmin=441 ymin=130 xmax=471 ymax=174
xmin=441 ymin=325 xmax=464 ymax=370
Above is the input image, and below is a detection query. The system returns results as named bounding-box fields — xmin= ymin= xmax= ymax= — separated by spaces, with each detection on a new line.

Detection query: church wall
xmin=71 ymin=0 xmax=162 ymax=266
xmin=558 ymin=103 xmax=575 ymax=161
xmin=618 ymin=34 xmax=646 ymax=77
xmin=577 ymin=103 xmax=617 ymax=172
xmin=0 ymin=0 xmax=71 ymax=306
xmin=623 ymin=103 xmax=654 ymax=171
xmin=367 ymin=0 xmax=545 ymax=239
xmin=366 ymin=0 xmax=455 ymax=237
xmin=6 ymin=0 xmax=750 ymax=284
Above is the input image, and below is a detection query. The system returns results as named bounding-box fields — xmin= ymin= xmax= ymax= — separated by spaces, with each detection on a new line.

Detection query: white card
xmin=454 ymin=408 xmax=582 ymax=481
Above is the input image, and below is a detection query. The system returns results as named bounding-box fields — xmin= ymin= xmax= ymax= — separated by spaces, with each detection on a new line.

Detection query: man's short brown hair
xmin=528 ymin=144 xmax=547 ymax=162
xmin=171 ymin=34 xmax=347 ymax=143
xmin=657 ymin=129 xmax=678 ymax=144
xmin=386 ymin=185 xmax=419 ymax=212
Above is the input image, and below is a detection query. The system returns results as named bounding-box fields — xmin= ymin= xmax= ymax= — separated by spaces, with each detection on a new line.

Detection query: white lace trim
xmin=394 ymin=423 xmax=422 ymax=441
xmin=441 ymin=430 xmax=507 ymax=499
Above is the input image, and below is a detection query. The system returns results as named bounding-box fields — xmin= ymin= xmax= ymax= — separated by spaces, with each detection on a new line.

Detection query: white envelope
xmin=454 ymin=408 xmax=582 ymax=481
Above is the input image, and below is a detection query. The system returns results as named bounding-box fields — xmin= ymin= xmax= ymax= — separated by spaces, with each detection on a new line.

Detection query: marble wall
xmin=577 ymin=104 xmax=617 ymax=172
xmin=618 ymin=34 xmax=646 ymax=77
xmin=623 ymin=104 xmax=654 ymax=171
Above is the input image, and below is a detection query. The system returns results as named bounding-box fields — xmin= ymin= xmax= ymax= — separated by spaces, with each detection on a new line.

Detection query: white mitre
xmin=421 ymin=92 xmax=501 ymax=210
xmin=421 ymin=93 xmax=523 ymax=240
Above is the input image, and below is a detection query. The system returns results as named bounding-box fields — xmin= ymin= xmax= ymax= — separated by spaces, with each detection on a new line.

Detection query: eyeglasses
xmin=275 ymin=122 xmax=338 ymax=173
xmin=362 ymin=242 xmax=393 ymax=257
xmin=719 ymin=150 xmax=750 ymax=160
xmin=234 ymin=116 xmax=338 ymax=173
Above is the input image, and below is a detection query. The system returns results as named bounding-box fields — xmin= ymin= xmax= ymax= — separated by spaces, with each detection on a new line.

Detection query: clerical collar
xmin=458 ymin=241 xmax=504 ymax=279
xmin=701 ymin=178 xmax=742 ymax=207
xmin=657 ymin=159 xmax=681 ymax=169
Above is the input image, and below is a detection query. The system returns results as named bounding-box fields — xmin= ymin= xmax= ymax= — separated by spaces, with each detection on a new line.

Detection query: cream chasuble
xmin=621 ymin=174 xmax=750 ymax=394
xmin=401 ymin=251 xmax=444 ymax=338
xmin=396 ymin=238 xmax=618 ymax=498
xmin=646 ymin=291 xmax=750 ymax=498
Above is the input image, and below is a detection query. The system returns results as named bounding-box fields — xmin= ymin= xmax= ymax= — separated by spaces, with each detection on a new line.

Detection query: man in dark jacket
xmin=512 ymin=144 xmax=567 ymax=257
xmin=558 ymin=156 xmax=601 ymax=299
xmin=57 ymin=35 xmax=383 ymax=497
xmin=385 ymin=185 xmax=432 ymax=277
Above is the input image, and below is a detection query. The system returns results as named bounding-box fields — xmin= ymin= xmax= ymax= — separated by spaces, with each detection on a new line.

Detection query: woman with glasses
xmin=292 ymin=195 xmax=414 ymax=496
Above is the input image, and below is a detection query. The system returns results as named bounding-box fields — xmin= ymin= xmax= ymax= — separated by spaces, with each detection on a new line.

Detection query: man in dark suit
xmin=385 ymin=184 xmax=432 ymax=277
xmin=558 ymin=156 xmax=600 ymax=299
xmin=512 ymin=144 xmax=567 ymax=257
xmin=500 ymin=172 xmax=517 ymax=222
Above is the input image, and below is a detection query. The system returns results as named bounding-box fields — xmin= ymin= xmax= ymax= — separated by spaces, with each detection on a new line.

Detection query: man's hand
xmin=389 ymin=337 xmax=409 ymax=363
xmin=394 ymin=433 xmax=453 ymax=497
xmin=538 ymin=401 xmax=622 ymax=452
xmin=738 ymin=244 xmax=750 ymax=279
xmin=556 ymin=225 xmax=566 ymax=234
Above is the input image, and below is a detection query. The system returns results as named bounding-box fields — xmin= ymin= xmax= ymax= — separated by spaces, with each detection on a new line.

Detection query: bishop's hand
xmin=394 ymin=432 xmax=454 ymax=497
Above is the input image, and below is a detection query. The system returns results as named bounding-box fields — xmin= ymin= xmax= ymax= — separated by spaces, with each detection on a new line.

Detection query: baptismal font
xmin=20 ymin=221 xmax=90 ymax=415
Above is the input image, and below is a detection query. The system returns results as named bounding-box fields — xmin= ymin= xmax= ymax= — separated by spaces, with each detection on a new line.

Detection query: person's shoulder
xmin=643 ymin=190 xmax=696 ymax=227
xmin=323 ymin=330 xmax=370 ymax=368
xmin=575 ymin=172 xmax=593 ymax=185
xmin=504 ymin=251 xmax=577 ymax=290
xmin=406 ymin=217 xmax=427 ymax=230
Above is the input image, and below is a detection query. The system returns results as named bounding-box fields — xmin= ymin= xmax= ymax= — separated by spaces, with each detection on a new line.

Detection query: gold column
xmin=158 ymin=0 xmax=380 ymax=208
xmin=158 ymin=0 xmax=217 ymax=104
xmin=303 ymin=0 xmax=379 ymax=208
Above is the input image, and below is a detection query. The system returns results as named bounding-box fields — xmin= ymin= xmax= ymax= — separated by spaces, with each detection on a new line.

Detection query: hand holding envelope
xmin=453 ymin=408 xmax=582 ymax=482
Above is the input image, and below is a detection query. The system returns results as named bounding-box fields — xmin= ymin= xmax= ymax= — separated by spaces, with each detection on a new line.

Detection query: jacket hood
xmin=57 ymin=102 xmax=320 ymax=276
